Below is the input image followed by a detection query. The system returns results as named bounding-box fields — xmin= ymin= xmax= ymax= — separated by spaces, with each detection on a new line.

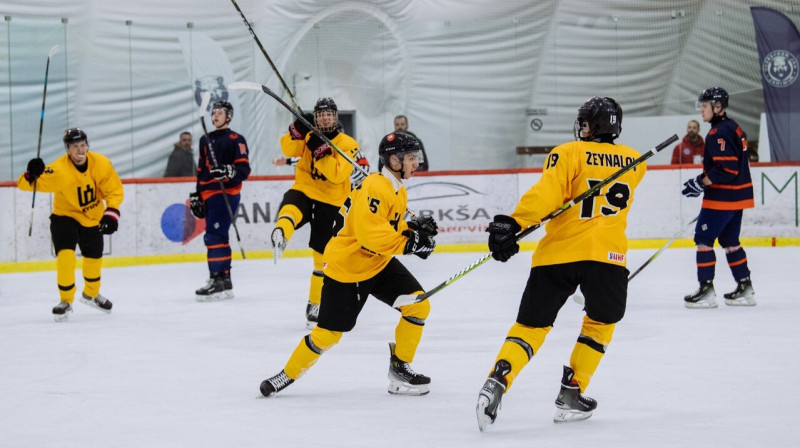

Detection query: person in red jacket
xmin=671 ymin=120 xmax=705 ymax=164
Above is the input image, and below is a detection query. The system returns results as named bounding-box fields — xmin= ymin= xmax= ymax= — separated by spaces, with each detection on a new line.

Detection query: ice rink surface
xmin=1 ymin=246 xmax=797 ymax=448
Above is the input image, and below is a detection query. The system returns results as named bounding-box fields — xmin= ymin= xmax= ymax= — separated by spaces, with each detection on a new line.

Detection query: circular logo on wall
xmin=762 ymin=50 xmax=799 ymax=88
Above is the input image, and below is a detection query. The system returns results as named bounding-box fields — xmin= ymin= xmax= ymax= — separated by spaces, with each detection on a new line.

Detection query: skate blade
xmin=725 ymin=297 xmax=756 ymax=306
xmin=388 ymin=379 xmax=429 ymax=396
xmin=53 ymin=311 xmax=72 ymax=322
xmin=195 ymin=291 xmax=234 ymax=302
xmin=79 ymin=296 xmax=112 ymax=313
xmin=684 ymin=299 xmax=718 ymax=309
xmin=553 ymin=408 xmax=593 ymax=423
xmin=476 ymin=395 xmax=493 ymax=431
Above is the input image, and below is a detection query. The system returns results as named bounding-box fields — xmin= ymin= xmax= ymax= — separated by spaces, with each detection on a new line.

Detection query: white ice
xmin=1 ymin=247 xmax=797 ymax=447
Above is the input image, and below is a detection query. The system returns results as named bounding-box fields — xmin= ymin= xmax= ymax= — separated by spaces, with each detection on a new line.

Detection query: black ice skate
xmin=80 ymin=292 xmax=113 ymax=313
xmin=554 ymin=365 xmax=597 ymax=423
xmin=271 ymin=228 xmax=286 ymax=264
xmin=220 ymin=270 xmax=234 ymax=300
xmin=195 ymin=273 xmax=232 ymax=302
xmin=724 ymin=278 xmax=756 ymax=306
xmin=260 ymin=370 xmax=295 ymax=397
xmin=52 ymin=301 xmax=73 ymax=322
xmin=684 ymin=281 xmax=717 ymax=309
xmin=305 ymin=301 xmax=319 ymax=329
xmin=388 ymin=342 xmax=430 ymax=396
xmin=476 ymin=359 xmax=510 ymax=431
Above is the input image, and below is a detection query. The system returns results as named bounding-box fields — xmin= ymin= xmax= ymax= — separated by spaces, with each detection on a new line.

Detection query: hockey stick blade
xmin=395 ymin=133 xmax=679 ymax=306
xmin=48 ymin=44 xmax=59 ymax=58
xmin=199 ymin=91 xmax=211 ymax=119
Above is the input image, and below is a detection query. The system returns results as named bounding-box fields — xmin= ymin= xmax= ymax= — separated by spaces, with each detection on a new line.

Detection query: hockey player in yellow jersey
xmin=260 ymin=132 xmax=438 ymax=398
xmin=18 ymin=128 xmax=124 ymax=322
xmin=271 ymin=97 xmax=361 ymax=328
xmin=476 ymin=97 xmax=646 ymax=429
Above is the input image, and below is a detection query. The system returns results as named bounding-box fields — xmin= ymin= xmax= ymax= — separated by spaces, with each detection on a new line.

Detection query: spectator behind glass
xmin=671 ymin=120 xmax=705 ymax=165
xmin=164 ymin=131 xmax=196 ymax=177
xmin=394 ymin=115 xmax=429 ymax=171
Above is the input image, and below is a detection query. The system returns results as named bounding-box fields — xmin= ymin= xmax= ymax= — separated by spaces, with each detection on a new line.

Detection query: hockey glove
xmin=407 ymin=215 xmax=438 ymax=237
xmin=25 ymin=158 xmax=45 ymax=183
xmin=403 ymin=229 xmax=436 ymax=260
xmin=682 ymin=174 xmax=706 ymax=198
xmin=210 ymin=164 xmax=236 ymax=181
xmin=307 ymin=133 xmax=333 ymax=160
xmin=189 ymin=192 xmax=205 ymax=219
xmin=288 ymin=113 xmax=315 ymax=140
xmin=98 ymin=208 xmax=120 ymax=235
xmin=487 ymin=214 xmax=521 ymax=262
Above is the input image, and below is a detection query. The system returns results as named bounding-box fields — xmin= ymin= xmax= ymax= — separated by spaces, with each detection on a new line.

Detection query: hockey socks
xmin=283 ymin=327 xmax=342 ymax=380
xmin=495 ymin=322 xmax=550 ymax=391
xmin=82 ymin=256 xmax=102 ymax=298
xmin=56 ymin=249 xmax=77 ymax=302
xmin=568 ymin=316 xmax=614 ymax=392
xmin=394 ymin=299 xmax=430 ymax=363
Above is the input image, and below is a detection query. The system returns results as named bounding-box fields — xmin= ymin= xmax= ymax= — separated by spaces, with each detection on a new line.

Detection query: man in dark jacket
xmin=164 ymin=132 xmax=196 ymax=177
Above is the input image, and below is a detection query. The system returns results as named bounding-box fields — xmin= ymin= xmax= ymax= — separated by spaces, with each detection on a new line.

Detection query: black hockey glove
xmin=487 ymin=214 xmax=521 ymax=262
xmin=288 ymin=113 xmax=315 ymax=140
xmin=307 ymin=133 xmax=333 ymax=160
xmin=682 ymin=174 xmax=706 ymax=198
xmin=189 ymin=192 xmax=205 ymax=219
xmin=98 ymin=208 xmax=120 ymax=235
xmin=403 ymin=229 xmax=435 ymax=260
xmin=25 ymin=158 xmax=45 ymax=183
xmin=407 ymin=215 xmax=438 ymax=237
xmin=210 ymin=164 xmax=236 ymax=181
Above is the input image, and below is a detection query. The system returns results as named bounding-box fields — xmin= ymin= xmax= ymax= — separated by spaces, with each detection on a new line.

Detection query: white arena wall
xmin=2 ymin=165 xmax=798 ymax=264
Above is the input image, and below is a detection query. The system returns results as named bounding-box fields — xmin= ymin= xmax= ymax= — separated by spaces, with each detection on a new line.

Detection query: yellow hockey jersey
xmin=17 ymin=152 xmax=124 ymax=228
xmin=323 ymin=169 xmax=411 ymax=283
xmin=280 ymin=131 xmax=360 ymax=206
xmin=512 ymin=140 xmax=646 ymax=267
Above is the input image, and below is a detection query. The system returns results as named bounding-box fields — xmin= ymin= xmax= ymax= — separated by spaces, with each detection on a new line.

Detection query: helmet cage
xmin=314 ymin=97 xmax=338 ymax=133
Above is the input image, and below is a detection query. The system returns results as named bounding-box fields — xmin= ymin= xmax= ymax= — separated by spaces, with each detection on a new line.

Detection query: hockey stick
xmin=28 ymin=44 xmax=60 ymax=237
xmin=229 ymin=81 xmax=423 ymax=221
xmin=571 ymin=216 xmax=697 ymax=305
xmin=228 ymin=81 xmax=370 ymax=181
xmin=198 ymin=92 xmax=246 ymax=259
xmin=627 ymin=216 xmax=697 ymax=282
xmin=391 ymin=133 xmax=679 ymax=308
xmin=228 ymin=0 xmax=303 ymax=113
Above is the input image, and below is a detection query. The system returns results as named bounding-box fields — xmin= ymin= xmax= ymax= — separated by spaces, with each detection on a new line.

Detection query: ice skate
xmin=80 ymin=292 xmax=113 ymax=313
xmin=724 ymin=278 xmax=756 ymax=306
xmin=220 ymin=271 xmax=234 ymax=300
xmin=195 ymin=274 xmax=231 ymax=302
xmin=305 ymin=301 xmax=319 ymax=329
xmin=271 ymin=228 xmax=286 ymax=264
xmin=476 ymin=359 xmax=510 ymax=431
xmin=554 ymin=365 xmax=597 ymax=423
xmin=260 ymin=370 xmax=294 ymax=397
xmin=684 ymin=281 xmax=717 ymax=309
xmin=52 ymin=301 xmax=73 ymax=322
xmin=387 ymin=342 xmax=430 ymax=395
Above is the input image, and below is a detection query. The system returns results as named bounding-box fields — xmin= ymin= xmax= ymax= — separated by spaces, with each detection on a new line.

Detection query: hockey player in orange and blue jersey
xmin=259 ymin=132 xmax=437 ymax=398
xmin=476 ymin=97 xmax=646 ymax=429
xmin=681 ymin=87 xmax=755 ymax=308
xmin=188 ymin=100 xmax=251 ymax=302
xmin=270 ymin=97 xmax=361 ymax=328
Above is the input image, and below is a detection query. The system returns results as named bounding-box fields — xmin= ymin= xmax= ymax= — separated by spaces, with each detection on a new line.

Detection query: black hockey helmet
xmin=697 ymin=86 xmax=729 ymax=109
xmin=212 ymin=100 xmax=234 ymax=120
xmin=63 ymin=127 xmax=88 ymax=146
xmin=314 ymin=97 xmax=338 ymax=133
xmin=574 ymin=96 xmax=622 ymax=142
xmin=378 ymin=132 xmax=420 ymax=178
